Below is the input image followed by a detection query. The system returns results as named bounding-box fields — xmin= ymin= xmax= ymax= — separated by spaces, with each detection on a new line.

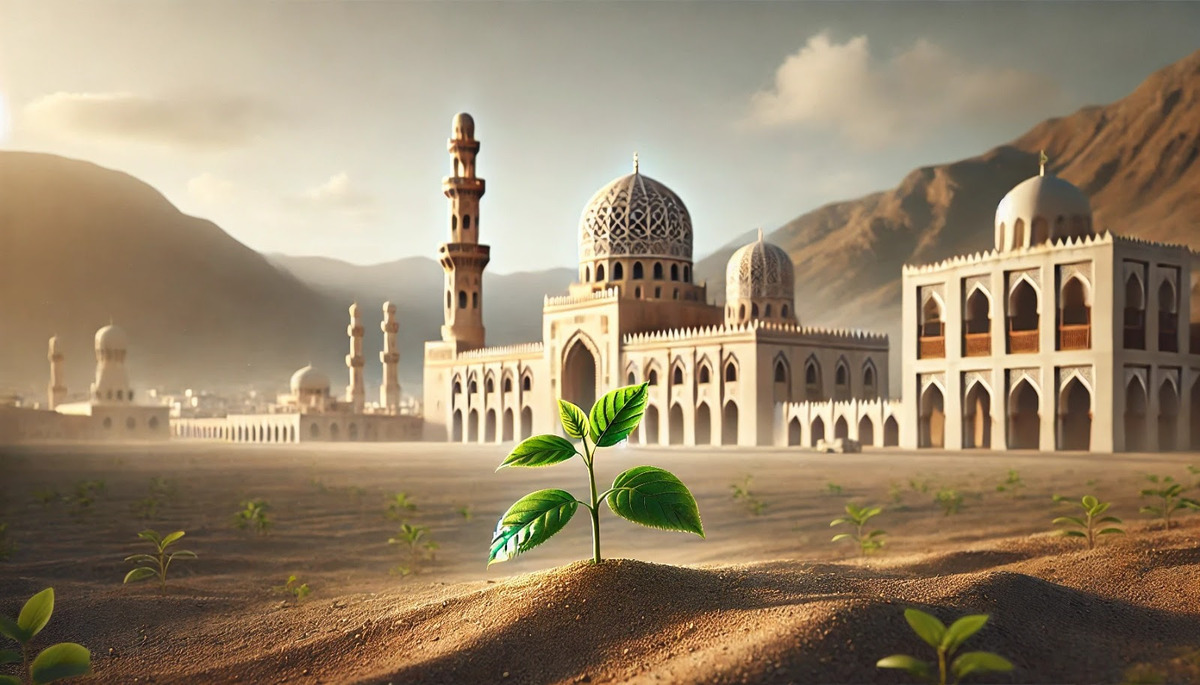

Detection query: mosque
xmin=422 ymin=113 xmax=891 ymax=446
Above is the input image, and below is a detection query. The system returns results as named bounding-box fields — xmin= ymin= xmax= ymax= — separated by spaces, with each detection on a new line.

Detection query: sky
xmin=2 ymin=1 xmax=1198 ymax=274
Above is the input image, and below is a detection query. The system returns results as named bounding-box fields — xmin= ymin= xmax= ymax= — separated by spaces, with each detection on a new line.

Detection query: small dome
xmin=95 ymin=324 xmax=128 ymax=351
xmin=726 ymin=231 xmax=795 ymax=302
xmin=995 ymin=173 xmax=1093 ymax=251
xmin=290 ymin=365 xmax=330 ymax=394
xmin=452 ymin=112 xmax=475 ymax=140
xmin=579 ymin=168 xmax=693 ymax=263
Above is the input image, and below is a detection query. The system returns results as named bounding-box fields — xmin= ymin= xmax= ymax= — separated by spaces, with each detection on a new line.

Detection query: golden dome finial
xmin=757 ymin=227 xmax=764 ymax=242
xmin=633 ymin=151 xmax=639 ymax=174
xmin=1039 ymin=149 xmax=1049 ymax=176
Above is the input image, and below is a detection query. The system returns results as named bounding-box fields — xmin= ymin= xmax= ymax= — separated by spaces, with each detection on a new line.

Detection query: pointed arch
xmin=862 ymin=359 xmax=878 ymax=398
xmin=502 ymin=408 xmax=514 ymax=441
xmin=502 ymin=370 xmax=515 ymax=393
xmin=787 ymin=417 xmax=802 ymax=446
xmin=1008 ymin=378 xmax=1040 ymax=449
xmin=1158 ymin=378 xmax=1179 ymax=451
xmin=1124 ymin=374 xmax=1148 ymax=452
xmin=1058 ymin=378 xmax=1091 ymax=451
xmin=721 ymin=401 xmax=739 ymax=445
xmin=669 ymin=403 xmax=684 ymax=445
xmin=671 ymin=357 xmax=686 ymax=386
xmin=723 ymin=354 xmax=739 ymax=383
xmin=810 ymin=416 xmax=826 ymax=447
xmin=858 ymin=415 xmax=874 ymax=446
xmin=697 ymin=356 xmax=713 ymax=384
xmin=919 ymin=382 xmax=945 ymax=448
xmin=834 ymin=356 xmax=851 ymax=401
xmin=695 ymin=402 xmax=712 ymax=445
xmin=963 ymin=381 xmax=992 ymax=449
xmin=485 ymin=370 xmax=496 ymax=394
xmin=644 ymin=404 xmax=660 ymax=444
xmin=804 ymin=354 xmax=822 ymax=401
xmin=834 ymin=415 xmax=849 ymax=440
xmin=521 ymin=370 xmax=533 ymax=392
xmin=485 ymin=409 xmax=497 ymax=442
xmin=773 ymin=352 xmax=790 ymax=403
xmin=562 ymin=331 xmax=600 ymax=412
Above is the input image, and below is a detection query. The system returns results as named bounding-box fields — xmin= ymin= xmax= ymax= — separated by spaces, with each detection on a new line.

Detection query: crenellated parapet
xmin=544 ymin=288 xmax=621 ymax=309
xmin=622 ymin=319 xmax=888 ymax=348
xmin=902 ymin=231 xmax=1124 ymax=275
xmin=456 ymin=342 xmax=545 ymax=361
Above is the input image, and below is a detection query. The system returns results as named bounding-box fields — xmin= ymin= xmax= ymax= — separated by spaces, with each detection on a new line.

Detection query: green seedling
xmin=275 ymin=575 xmax=311 ymax=604
xmin=490 ymin=383 xmax=703 ymax=566
xmin=830 ymin=502 xmax=885 ymax=556
xmin=730 ymin=476 xmax=766 ymax=516
xmin=888 ymin=481 xmax=905 ymax=505
xmin=384 ymin=493 xmax=416 ymax=521
xmin=123 ymin=529 xmax=196 ymax=593
xmin=65 ymin=480 xmax=105 ymax=519
xmin=877 ymin=608 xmax=1013 ymax=685
xmin=389 ymin=523 xmax=438 ymax=560
xmin=1139 ymin=475 xmax=1199 ymax=530
xmin=995 ymin=469 xmax=1025 ymax=499
xmin=234 ymin=499 xmax=272 ymax=535
xmin=148 ymin=477 xmax=176 ymax=499
xmin=456 ymin=505 xmax=473 ymax=521
xmin=935 ymin=489 xmax=963 ymax=516
xmin=1053 ymin=495 xmax=1123 ymax=550
xmin=132 ymin=497 xmax=159 ymax=520
xmin=0 ymin=588 xmax=92 ymax=684
xmin=909 ymin=478 xmax=932 ymax=494
xmin=825 ymin=482 xmax=844 ymax=496
xmin=31 ymin=490 xmax=57 ymax=508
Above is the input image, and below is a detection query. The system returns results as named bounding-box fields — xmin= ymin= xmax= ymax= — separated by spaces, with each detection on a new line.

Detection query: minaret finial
xmin=633 ymin=151 xmax=639 ymax=174
xmin=1039 ymin=149 xmax=1048 ymax=176
xmin=757 ymin=227 xmax=763 ymax=242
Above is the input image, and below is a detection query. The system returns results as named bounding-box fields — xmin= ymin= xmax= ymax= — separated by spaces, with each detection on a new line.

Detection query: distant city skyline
xmin=2 ymin=0 xmax=1197 ymax=273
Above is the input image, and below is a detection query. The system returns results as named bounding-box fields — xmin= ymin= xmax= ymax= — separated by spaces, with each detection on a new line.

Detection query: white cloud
xmin=301 ymin=172 xmax=375 ymax=210
xmin=745 ymin=33 xmax=1066 ymax=148
xmin=187 ymin=172 xmax=236 ymax=204
xmin=22 ymin=91 xmax=276 ymax=150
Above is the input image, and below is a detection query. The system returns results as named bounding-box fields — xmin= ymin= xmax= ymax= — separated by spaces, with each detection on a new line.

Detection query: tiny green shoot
xmin=877 ymin=608 xmax=1013 ymax=685
xmin=456 ymin=505 xmax=473 ymax=521
xmin=995 ymin=469 xmax=1025 ymax=499
xmin=830 ymin=502 xmax=885 ymax=556
xmin=276 ymin=575 xmax=311 ymax=604
xmin=1053 ymin=495 xmax=1123 ymax=549
xmin=234 ymin=499 xmax=272 ymax=535
xmin=1139 ymin=475 xmax=1199 ymax=530
xmin=0 ymin=588 xmax=92 ymax=684
xmin=123 ymin=529 xmax=196 ymax=593
xmin=730 ymin=475 xmax=766 ymax=515
xmin=825 ymin=482 xmax=844 ymax=496
xmin=935 ymin=489 xmax=963 ymax=516
xmin=384 ymin=493 xmax=416 ymax=521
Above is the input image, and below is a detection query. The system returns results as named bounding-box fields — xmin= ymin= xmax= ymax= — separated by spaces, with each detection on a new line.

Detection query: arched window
xmin=486 ymin=378 xmax=495 ymax=393
xmin=584 ymin=266 xmax=591 ymax=282
xmin=699 ymin=365 xmax=711 ymax=383
xmin=653 ymin=263 xmax=664 ymax=280
xmin=725 ymin=362 xmax=738 ymax=382
xmin=670 ymin=264 xmax=679 ymax=281
xmin=864 ymin=364 xmax=877 ymax=395
xmin=781 ymin=304 xmax=789 ymax=318
xmin=648 ymin=369 xmax=659 ymax=386
xmin=472 ymin=292 xmax=479 ymax=309
xmin=673 ymin=366 xmax=684 ymax=385
xmin=522 ymin=375 xmax=532 ymax=391
xmin=836 ymin=365 xmax=847 ymax=385
xmin=446 ymin=291 xmax=451 ymax=309
xmin=635 ymin=287 xmax=642 ymax=298
xmin=503 ymin=377 xmax=513 ymax=392
xmin=453 ymin=381 xmax=462 ymax=394
xmin=1158 ymin=279 xmax=1178 ymax=352
xmin=613 ymin=262 xmax=624 ymax=280
xmin=683 ymin=266 xmax=690 ymax=282
xmin=458 ymin=291 xmax=467 ymax=309
xmin=463 ymin=215 xmax=471 ymax=230
xmin=765 ymin=304 xmax=772 ymax=318
xmin=627 ymin=371 xmax=636 ymax=385
xmin=752 ymin=303 xmax=759 ymax=318
xmin=117 ymin=390 xmax=124 ymax=400
xmin=596 ymin=264 xmax=606 ymax=281
xmin=774 ymin=361 xmax=787 ymax=383
xmin=739 ymin=304 xmax=746 ymax=320
xmin=452 ymin=215 xmax=457 ymax=231
xmin=469 ymin=380 xmax=478 ymax=394
xmin=633 ymin=262 xmax=644 ymax=279
xmin=1013 ymin=218 xmax=1026 ymax=247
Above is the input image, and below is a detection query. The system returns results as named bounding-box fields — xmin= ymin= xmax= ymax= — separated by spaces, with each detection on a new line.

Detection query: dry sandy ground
xmin=1 ymin=442 xmax=1199 ymax=684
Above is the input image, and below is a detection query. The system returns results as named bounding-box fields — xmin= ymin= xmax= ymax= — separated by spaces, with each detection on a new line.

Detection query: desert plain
xmin=1 ymin=442 xmax=1199 ymax=684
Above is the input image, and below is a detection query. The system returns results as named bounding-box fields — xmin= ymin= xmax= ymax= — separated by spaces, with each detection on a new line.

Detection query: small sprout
xmin=389 ymin=523 xmax=438 ymax=560
xmin=830 ymin=502 xmax=885 ymax=556
xmin=490 ymin=383 xmax=702 ymax=566
xmin=1053 ymin=495 xmax=1123 ymax=549
xmin=66 ymin=480 xmax=105 ymax=519
xmin=995 ymin=469 xmax=1025 ymax=499
xmin=132 ymin=497 xmax=160 ymax=520
xmin=275 ymin=575 xmax=311 ymax=604
xmin=0 ymin=588 xmax=93 ymax=684
xmin=456 ymin=505 xmax=473 ymax=521
xmin=824 ymin=482 xmax=844 ymax=496
xmin=730 ymin=476 xmax=766 ymax=516
xmin=0 ymin=523 xmax=14 ymax=562
xmin=123 ymin=529 xmax=196 ymax=593
xmin=32 ymin=490 xmax=58 ymax=508
xmin=234 ymin=499 xmax=272 ymax=535
xmin=148 ymin=477 xmax=176 ymax=499
xmin=935 ymin=489 xmax=963 ymax=516
xmin=1139 ymin=474 xmax=1199 ymax=530
xmin=877 ymin=608 xmax=1013 ymax=685
xmin=384 ymin=493 xmax=416 ymax=521
xmin=909 ymin=478 xmax=932 ymax=494
xmin=888 ymin=481 xmax=905 ymax=505
xmin=389 ymin=565 xmax=412 ymax=577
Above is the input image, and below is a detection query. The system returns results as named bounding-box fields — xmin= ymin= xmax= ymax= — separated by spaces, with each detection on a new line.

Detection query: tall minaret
xmin=380 ymin=301 xmax=401 ymax=412
xmin=48 ymin=335 xmax=66 ymax=410
xmin=91 ymin=324 xmax=132 ymax=404
xmin=345 ymin=302 xmax=365 ymax=413
xmin=438 ymin=112 xmax=489 ymax=349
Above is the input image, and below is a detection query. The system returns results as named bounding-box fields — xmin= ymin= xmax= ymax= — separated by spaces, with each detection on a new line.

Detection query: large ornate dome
xmin=94 ymin=324 xmax=128 ymax=351
xmin=290 ymin=365 xmax=330 ymax=394
xmin=579 ymin=168 xmax=693 ymax=263
xmin=995 ymin=169 xmax=1093 ymax=251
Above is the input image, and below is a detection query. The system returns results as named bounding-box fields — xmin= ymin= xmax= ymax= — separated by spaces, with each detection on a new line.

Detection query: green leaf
xmin=903 ymin=608 xmax=946 ymax=649
xmin=18 ymin=588 xmax=53 ymax=640
xmin=557 ymin=400 xmax=590 ymax=440
xmin=1098 ymin=516 xmax=1123 ymax=524
xmin=30 ymin=642 xmax=91 ymax=684
xmin=123 ymin=554 xmax=158 ymax=564
xmin=1081 ymin=495 xmax=1097 ymax=509
xmin=498 ymin=435 xmax=578 ymax=469
xmin=160 ymin=531 xmax=186 ymax=547
xmin=0 ymin=615 xmax=22 ymax=643
xmin=488 ymin=489 xmax=578 ymax=565
xmin=951 ymin=651 xmax=1013 ymax=680
xmin=589 ymin=383 xmax=649 ymax=447
xmin=1052 ymin=516 xmax=1086 ymax=527
xmin=169 ymin=550 xmax=197 ymax=560
xmin=1098 ymin=528 xmax=1125 ymax=535
xmin=137 ymin=530 xmax=161 ymax=543
xmin=942 ymin=614 xmax=988 ymax=652
xmin=123 ymin=567 xmax=158 ymax=584
xmin=876 ymin=654 xmax=931 ymax=679
xmin=831 ymin=533 xmax=853 ymax=542
xmin=605 ymin=466 xmax=704 ymax=537
xmin=868 ymin=529 xmax=886 ymax=538
xmin=0 ymin=675 xmax=20 ymax=685
xmin=829 ymin=518 xmax=849 ymax=527
xmin=0 ymin=649 xmax=20 ymax=665
xmin=1063 ymin=530 xmax=1087 ymax=538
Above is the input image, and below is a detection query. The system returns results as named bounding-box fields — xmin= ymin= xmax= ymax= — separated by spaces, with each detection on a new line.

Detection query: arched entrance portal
xmin=502 ymin=409 xmax=514 ymax=441
xmin=787 ymin=418 xmax=802 ymax=446
xmin=468 ymin=409 xmax=479 ymax=443
xmin=883 ymin=416 xmax=899 ymax=446
xmin=644 ymin=405 xmax=660 ymax=445
xmin=1125 ymin=377 xmax=1147 ymax=451
xmin=722 ymin=403 xmax=738 ymax=445
xmin=1158 ymin=381 xmax=1179 ymax=451
xmin=1058 ymin=378 xmax=1091 ymax=451
xmin=695 ymin=404 xmax=711 ymax=445
xmin=919 ymin=384 xmax=945 ymax=448
xmin=858 ymin=416 xmax=874 ymax=446
xmin=562 ymin=339 xmax=597 ymax=415
xmin=485 ymin=409 xmax=497 ymax=443
xmin=963 ymin=382 xmax=992 ymax=449
xmin=520 ymin=406 xmax=533 ymax=441
xmin=669 ymin=404 xmax=684 ymax=445
xmin=834 ymin=416 xmax=849 ymax=440
xmin=810 ymin=417 xmax=825 ymax=447
xmin=1008 ymin=380 xmax=1040 ymax=450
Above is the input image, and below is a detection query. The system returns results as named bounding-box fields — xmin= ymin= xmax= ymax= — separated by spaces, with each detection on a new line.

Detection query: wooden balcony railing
xmin=963 ymin=333 xmax=991 ymax=357
xmin=1058 ymin=324 xmax=1091 ymax=350
xmin=919 ymin=336 xmax=945 ymax=359
xmin=1008 ymin=330 xmax=1039 ymax=354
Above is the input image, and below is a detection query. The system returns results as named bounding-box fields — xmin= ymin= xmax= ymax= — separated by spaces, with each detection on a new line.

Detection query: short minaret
xmin=438 ymin=112 xmax=490 ymax=349
xmin=91 ymin=324 xmax=133 ymax=404
xmin=47 ymin=335 xmax=66 ymax=410
xmin=345 ymin=302 xmax=365 ymax=413
xmin=380 ymin=301 xmax=401 ymax=412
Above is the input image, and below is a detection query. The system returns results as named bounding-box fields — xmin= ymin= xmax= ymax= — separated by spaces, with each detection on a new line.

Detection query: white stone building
xmin=423 ymin=113 xmax=890 ymax=446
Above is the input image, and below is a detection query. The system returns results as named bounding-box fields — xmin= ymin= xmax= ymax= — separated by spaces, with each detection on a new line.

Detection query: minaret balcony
xmin=1057 ymin=324 xmax=1091 ymax=351
xmin=918 ymin=336 xmax=945 ymax=359
xmin=1007 ymin=329 xmax=1039 ymax=354
xmin=963 ymin=333 xmax=991 ymax=357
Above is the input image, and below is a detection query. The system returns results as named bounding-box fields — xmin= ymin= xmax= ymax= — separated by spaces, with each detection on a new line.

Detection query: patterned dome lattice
xmin=726 ymin=234 xmax=795 ymax=301
xmin=579 ymin=172 xmax=693 ymax=262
